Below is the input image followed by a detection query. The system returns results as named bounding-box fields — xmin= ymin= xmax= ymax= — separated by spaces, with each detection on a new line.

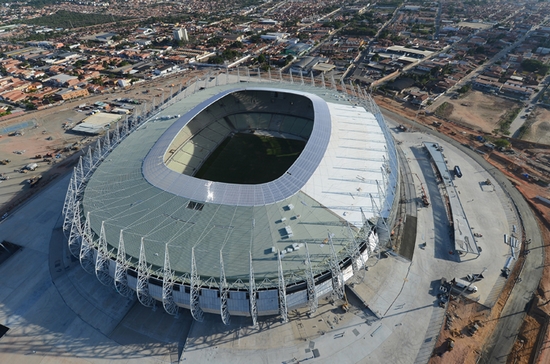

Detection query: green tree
xmin=521 ymin=59 xmax=550 ymax=75
xmin=257 ymin=53 xmax=266 ymax=64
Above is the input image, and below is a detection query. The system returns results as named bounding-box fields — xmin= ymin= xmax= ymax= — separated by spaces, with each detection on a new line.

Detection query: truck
xmin=452 ymin=278 xmax=478 ymax=293
xmin=454 ymin=165 xmax=462 ymax=178
xmin=25 ymin=163 xmax=38 ymax=171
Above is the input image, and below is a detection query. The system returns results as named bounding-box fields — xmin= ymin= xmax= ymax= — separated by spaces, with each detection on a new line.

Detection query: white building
xmin=173 ymin=28 xmax=189 ymax=42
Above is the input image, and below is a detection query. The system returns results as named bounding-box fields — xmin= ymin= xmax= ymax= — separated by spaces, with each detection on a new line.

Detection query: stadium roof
xmin=81 ymin=80 xmax=398 ymax=284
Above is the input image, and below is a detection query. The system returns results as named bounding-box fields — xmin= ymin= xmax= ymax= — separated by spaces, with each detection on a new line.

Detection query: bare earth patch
xmin=521 ymin=106 xmax=550 ymax=145
xmin=438 ymin=91 xmax=520 ymax=133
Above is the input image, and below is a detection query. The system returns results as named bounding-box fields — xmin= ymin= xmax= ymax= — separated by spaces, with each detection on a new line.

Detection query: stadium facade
xmin=62 ymin=70 xmax=400 ymax=325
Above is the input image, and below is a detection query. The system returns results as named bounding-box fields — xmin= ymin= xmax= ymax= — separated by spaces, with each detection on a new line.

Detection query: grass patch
xmin=21 ymin=10 xmax=130 ymax=28
xmin=435 ymin=101 xmax=454 ymax=118
xmin=195 ymin=133 xmax=306 ymax=184
xmin=497 ymin=107 xmax=521 ymax=135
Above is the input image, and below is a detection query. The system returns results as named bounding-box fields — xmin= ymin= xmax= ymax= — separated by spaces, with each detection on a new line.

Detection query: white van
xmin=453 ymin=278 xmax=478 ymax=293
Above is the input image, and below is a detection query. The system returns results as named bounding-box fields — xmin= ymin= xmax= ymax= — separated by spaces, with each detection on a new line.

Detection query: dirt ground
xmin=435 ymin=91 xmax=520 ymax=133
xmin=522 ymin=106 xmax=550 ymax=145
xmin=429 ymin=298 xmax=493 ymax=363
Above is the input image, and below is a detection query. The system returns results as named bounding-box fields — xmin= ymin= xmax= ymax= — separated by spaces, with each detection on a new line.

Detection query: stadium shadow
xmin=410 ymin=147 xmax=459 ymax=262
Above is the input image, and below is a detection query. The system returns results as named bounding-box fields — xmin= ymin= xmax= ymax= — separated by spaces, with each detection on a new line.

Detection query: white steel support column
xmin=162 ymin=244 xmax=179 ymax=316
xmin=62 ymin=172 xmax=76 ymax=231
xmin=321 ymin=73 xmax=326 ymax=88
xmin=304 ymin=243 xmax=318 ymax=314
xmin=84 ymin=147 xmax=94 ymax=175
xmin=79 ymin=212 xmax=95 ymax=274
xmin=300 ymin=72 xmax=304 ymax=86
xmin=113 ymin=121 xmax=120 ymax=144
xmin=249 ymin=251 xmax=258 ymax=326
xmin=95 ymin=221 xmax=113 ymax=286
xmin=289 ymin=71 xmax=294 ymax=84
xmin=370 ymin=193 xmax=390 ymax=250
xmin=311 ymin=73 xmax=315 ymax=87
xmin=328 ymin=233 xmax=344 ymax=300
xmin=103 ymin=128 xmax=111 ymax=151
xmin=279 ymin=69 xmax=283 ymax=83
xmin=61 ymin=167 xmax=76 ymax=216
xmin=219 ymin=251 xmax=231 ymax=325
xmin=74 ymin=157 xmax=85 ymax=192
xmin=376 ymin=180 xmax=387 ymax=214
xmin=360 ymin=207 xmax=374 ymax=258
xmin=122 ymin=115 xmax=129 ymax=137
xmin=67 ymin=204 xmax=82 ymax=258
xmin=194 ymin=76 xmax=200 ymax=93
xmin=92 ymin=139 xmax=102 ymax=164
xmin=190 ymin=247 xmax=204 ymax=322
xmin=356 ymin=84 xmax=363 ymax=99
xmin=350 ymin=80 xmax=357 ymax=98
xmin=346 ymin=223 xmax=366 ymax=276
xmin=114 ymin=230 xmax=133 ymax=298
xmin=237 ymin=68 xmax=241 ymax=83
xmin=137 ymin=238 xmax=156 ymax=308
xmin=277 ymin=251 xmax=288 ymax=323
xmin=330 ymin=73 xmax=337 ymax=91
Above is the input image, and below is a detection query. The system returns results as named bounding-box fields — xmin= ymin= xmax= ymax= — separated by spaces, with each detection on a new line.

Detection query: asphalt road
xmin=380 ymin=107 xmax=544 ymax=363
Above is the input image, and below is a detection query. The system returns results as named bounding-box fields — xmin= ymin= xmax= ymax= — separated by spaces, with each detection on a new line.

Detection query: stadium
xmin=62 ymin=71 xmax=400 ymax=325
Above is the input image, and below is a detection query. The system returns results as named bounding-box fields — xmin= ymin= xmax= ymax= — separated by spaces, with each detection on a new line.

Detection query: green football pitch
xmin=195 ymin=133 xmax=306 ymax=184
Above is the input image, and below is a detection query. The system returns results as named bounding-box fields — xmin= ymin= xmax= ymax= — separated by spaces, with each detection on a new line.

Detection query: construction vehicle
xmin=341 ymin=291 xmax=350 ymax=312
xmin=446 ymin=338 xmax=455 ymax=351
xmin=0 ymin=159 xmax=10 ymax=165
xmin=27 ymin=175 xmax=42 ymax=188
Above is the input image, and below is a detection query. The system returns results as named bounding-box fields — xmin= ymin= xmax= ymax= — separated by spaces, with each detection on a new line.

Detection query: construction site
xmin=376 ymin=94 xmax=550 ymax=364
xmin=0 ymin=69 xmax=546 ymax=364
